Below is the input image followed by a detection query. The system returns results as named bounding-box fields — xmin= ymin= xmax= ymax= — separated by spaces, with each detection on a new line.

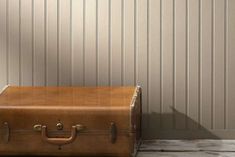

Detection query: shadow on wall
xmin=140 ymin=108 xmax=225 ymax=157
xmin=142 ymin=107 xmax=220 ymax=140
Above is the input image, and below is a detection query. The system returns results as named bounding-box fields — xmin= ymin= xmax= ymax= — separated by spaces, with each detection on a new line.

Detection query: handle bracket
xmin=33 ymin=124 xmax=85 ymax=146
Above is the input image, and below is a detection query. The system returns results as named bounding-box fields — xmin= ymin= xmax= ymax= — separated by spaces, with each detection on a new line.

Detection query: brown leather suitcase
xmin=0 ymin=86 xmax=142 ymax=157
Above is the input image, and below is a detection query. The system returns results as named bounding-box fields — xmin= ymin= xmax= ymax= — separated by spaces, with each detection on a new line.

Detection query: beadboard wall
xmin=0 ymin=0 xmax=235 ymax=139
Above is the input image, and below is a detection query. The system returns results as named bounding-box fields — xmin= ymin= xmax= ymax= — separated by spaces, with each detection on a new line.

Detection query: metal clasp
xmin=110 ymin=122 xmax=117 ymax=144
xmin=2 ymin=122 xmax=10 ymax=143
xmin=33 ymin=124 xmax=42 ymax=131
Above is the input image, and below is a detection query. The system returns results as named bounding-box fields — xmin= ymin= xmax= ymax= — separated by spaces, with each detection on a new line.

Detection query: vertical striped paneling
xmin=0 ymin=0 xmax=235 ymax=139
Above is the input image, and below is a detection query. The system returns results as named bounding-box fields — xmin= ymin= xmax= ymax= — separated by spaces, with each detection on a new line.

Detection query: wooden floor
xmin=137 ymin=140 xmax=235 ymax=157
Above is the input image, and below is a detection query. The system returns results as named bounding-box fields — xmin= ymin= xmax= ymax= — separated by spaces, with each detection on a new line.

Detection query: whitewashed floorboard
xmin=137 ymin=152 xmax=235 ymax=157
xmin=140 ymin=140 xmax=235 ymax=151
xmin=138 ymin=140 xmax=235 ymax=157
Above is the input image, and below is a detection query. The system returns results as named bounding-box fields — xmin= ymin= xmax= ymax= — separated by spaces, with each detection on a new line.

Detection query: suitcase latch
xmin=2 ymin=122 xmax=10 ymax=143
xmin=110 ymin=122 xmax=117 ymax=144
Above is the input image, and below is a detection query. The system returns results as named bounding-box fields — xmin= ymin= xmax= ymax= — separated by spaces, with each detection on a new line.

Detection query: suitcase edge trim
xmin=130 ymin=85 xmax=142 ymax=157
xmin=0 ymin=84 xmax=10 ymax=95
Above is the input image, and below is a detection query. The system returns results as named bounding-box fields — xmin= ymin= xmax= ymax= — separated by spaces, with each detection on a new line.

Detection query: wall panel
xmin=136 ymin=0 xmax=148 ymax=132
xmin=8 ymin=0 xmax=20 ymax=85
xmin=0 ymin=0 xmax=7 ymax=88
xmin=227 ymin=0 xmax=235 ymax=129
xmin=97 ymin=0 xmax=109 ymax=86
xmin=84 ymin=0 xmax=97 ymax=86
xmin=46 ymin=0 xmax=58 ymax=86
xmin=175 ymin=0 xmax=187 ymax=130
xmin=148 ymin=0 xmax=161 ymax=133
xmin=59 ymin=0 xmax=71 ymax=86
xmin=33 ymin=0 xmax=46 ymax=86
xmin=21 ymin=0 xmax=33 ymax=86
xmin=0 ymin=0 xmax=235 ymax=139
xmin=161 ymin=0 xmax=174 ymax=130
xmin=188 ymin=0 xmax=200 ymax=130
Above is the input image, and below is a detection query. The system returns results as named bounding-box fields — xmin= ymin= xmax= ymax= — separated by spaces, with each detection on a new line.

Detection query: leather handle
xmin=41 ymin=125 xmax=76 ymax=145
xmin=40 ymin=125 xmax=85 ymax=146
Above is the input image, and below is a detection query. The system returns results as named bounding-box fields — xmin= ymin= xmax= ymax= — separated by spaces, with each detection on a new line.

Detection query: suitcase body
xmin=0 ymin=86 xmax=142 ymax=157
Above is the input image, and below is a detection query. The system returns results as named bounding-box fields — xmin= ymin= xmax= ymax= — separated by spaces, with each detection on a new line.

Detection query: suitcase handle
xmin=36 ymin=124 xmax=85 ymax=146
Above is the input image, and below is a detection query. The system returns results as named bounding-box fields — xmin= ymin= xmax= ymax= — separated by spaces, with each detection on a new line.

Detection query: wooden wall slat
xmin=174 ymin=0 xmax=187 ymax=130
xmin=227 ymin=0 xmax=235 ymax=129
xmin=123 ymin=0 xmax=135 ymax=86
xmin=21 ymin=0 xmax=33 ymax=86
xmin=71 ymin=0 xmax=84 ymax=86
xmin=8 ymin=0 xmax=20 ymax=85
xmin=46 ymin=0 xmax=58 ymax=86
xmin=161 ymin=0 xmax=174 ymax=130
xmin=84 ymin=0 xmax=97 ymax=86
xmin=33 ymin=0 xmax=45 ymax=86
xmin=201 ymin=0 xmax=213 ymax=129
xmin=110 ymin=0 xmax=122 ymax=85
xmin=0 ymin=0 xmax=7 ymax=89
xmin=136 ymin=0 xmax=148 ymax=133
xmin=148 ymin=0 xmax=161 ymax=134
xmin=97 ymin=0 xmax=109 ymax=86
xmin=214 ymin=0 xmax=225 ymax=129
xmin=188 ymin=0 xmax=200 ymax=129
xmin=59 ymin=0 xmax=71 ymax=86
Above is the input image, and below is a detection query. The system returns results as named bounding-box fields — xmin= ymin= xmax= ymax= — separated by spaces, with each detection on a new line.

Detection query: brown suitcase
xmin=0 ymin=86 xmax=142 ymax=157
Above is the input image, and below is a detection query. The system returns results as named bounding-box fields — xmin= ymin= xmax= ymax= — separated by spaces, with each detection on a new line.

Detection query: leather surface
xmin=0 ymin=86 xmax=141 ymax=157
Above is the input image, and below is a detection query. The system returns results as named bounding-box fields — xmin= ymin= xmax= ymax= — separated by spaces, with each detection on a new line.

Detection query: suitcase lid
xmin=0 ymin=86 xmax=136 ymax=108
xmin=0 ymin=86 xmax=139 ymax=134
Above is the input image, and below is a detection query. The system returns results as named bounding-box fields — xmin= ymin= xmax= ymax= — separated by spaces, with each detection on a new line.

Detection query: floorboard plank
xmin=138 ymin=152 xmax=235 ymax=157
xmin=140 ymin=140 xmax=235 ymax=152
